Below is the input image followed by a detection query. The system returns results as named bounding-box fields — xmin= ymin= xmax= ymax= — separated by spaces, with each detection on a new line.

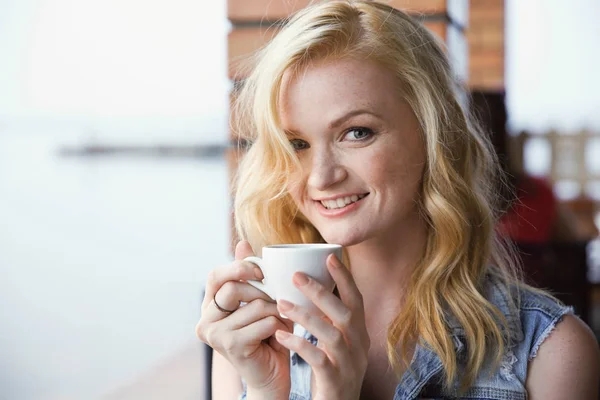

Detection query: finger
xmin=213 ymin=281 xmax=274 ymax=315
xmin=235 ymin=240 xmax=255 ymax=261
xmin=326 ymin=253 xmax=364 ymax=313
xmin=234 ymin=316 xmax=292 ymax=352
xmin=292 ymin=271 xmax=346 ymax=317
xmin=198 ymin=297 xmax=281 ymax=343
xmin=277 ymin=300 xmax=352 ymax=365
xmin=268 ymin=333 xmax=288 ymax=354
xmin=275 ymin=330 xmax=335 ymax=379
xmin=265 ymin=317 xmax=295 ymax=355
xmin=292 ymin=268 xmax=363 ymax=346
xmin=220 ymin=298 xmax=285 ymax=330
xmin=207 ymin=314 xmax=290 ymax=355
xmin=203 ymin=260 xmax=264 ymax=308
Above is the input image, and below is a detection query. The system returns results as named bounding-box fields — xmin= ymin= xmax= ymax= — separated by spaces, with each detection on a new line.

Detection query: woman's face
xmin=279 ymin=58 xmax=426 ymax=246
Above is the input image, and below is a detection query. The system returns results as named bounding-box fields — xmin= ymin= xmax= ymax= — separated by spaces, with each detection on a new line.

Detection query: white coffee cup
xmin=244 ymin=244 xmax=343 ymax=315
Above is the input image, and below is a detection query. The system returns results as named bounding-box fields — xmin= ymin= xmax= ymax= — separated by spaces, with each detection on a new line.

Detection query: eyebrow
xmin=284 ymin=109 xmax=382 ymax=137
xmin=328 ymin=109 xmax=382 ymax=129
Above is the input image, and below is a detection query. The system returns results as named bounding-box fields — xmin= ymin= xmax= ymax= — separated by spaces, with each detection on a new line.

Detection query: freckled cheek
xmin=365 ymin=154 xmax=400 ymax=185
xmin=369 ymin=155 xmax=424 ymax=194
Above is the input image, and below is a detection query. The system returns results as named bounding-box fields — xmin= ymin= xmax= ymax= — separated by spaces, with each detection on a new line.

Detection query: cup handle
xmin=243 ymin=256 xmax=275 ymax=300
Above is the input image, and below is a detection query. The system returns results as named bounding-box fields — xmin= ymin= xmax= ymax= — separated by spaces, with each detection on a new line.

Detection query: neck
xmin=345 ymin=212 xmax=428 ymax=326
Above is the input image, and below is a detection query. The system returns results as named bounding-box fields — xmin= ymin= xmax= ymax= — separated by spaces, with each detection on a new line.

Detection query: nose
xmin=306 ymin=149 xmax=347 ymax=191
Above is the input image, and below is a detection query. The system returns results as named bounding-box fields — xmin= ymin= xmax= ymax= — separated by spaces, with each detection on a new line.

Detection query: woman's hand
xmin=195 ymin=241 xmax=294 ymax=397
xmin=274 ymin=254 xmax=370 ymax=400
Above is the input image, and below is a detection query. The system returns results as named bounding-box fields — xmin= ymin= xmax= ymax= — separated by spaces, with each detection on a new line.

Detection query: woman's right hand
xmin=195 ymin=241 xmax=294 ymax=397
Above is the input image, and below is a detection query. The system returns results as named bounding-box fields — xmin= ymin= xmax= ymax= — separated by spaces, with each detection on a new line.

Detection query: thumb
xmin=234 ymin=240 xmax=255 ymax=261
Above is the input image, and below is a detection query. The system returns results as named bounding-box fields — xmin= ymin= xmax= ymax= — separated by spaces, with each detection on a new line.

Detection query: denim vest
xmin=241 ymin=275 xmax=572 ymax=400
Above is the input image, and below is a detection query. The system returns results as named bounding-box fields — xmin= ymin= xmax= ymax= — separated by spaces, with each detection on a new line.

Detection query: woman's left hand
xmin=275 ymin=253 xmax=370 ymax=400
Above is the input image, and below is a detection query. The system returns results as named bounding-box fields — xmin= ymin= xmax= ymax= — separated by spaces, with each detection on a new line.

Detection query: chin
xmin=319 ymin=230 xmax=367 ymax=247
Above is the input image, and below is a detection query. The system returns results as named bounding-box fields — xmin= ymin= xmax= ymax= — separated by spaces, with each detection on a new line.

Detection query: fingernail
xmin=278 ymin=299 xmax=293 ymax=311
xmin=293 ymin=272 xmax=309 ymax=286
xmin=328 ymin=254 xmax=340 ymax=269
xmin=254 ymin=267 xmax=264 ymax=280
xmin=276 ymin=330 xmax=291 ymax=341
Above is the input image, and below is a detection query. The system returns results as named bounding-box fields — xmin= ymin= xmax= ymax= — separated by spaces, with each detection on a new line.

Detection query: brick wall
xmin=227 ymin=0 xmax=469 ymax=82
xmin=467 ymin=0 xmax=505 ymax=91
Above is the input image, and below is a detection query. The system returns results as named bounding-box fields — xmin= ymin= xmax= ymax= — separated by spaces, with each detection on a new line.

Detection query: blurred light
xmin=506 ymin=0 xmax=600 ymax=132
xmin=523 ymin=137 xmax=551 ymax=177
xmin=585 ymin=138 xmax=600 ymax=174
xmin=554 ymin=180 xmax=581 ymax=200
xmin=586 ymin=181 xmax=600 ymax=201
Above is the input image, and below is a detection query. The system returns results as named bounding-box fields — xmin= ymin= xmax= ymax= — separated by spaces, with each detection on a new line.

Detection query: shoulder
xmin=483 ymin=274 xmax=576 ymax=357
xmin=526 ymin=314 xmax=599 ymax=399
xmin=484 ymin=275 xmax=569 ymax=332
xmin=484 ymin=277 xmax=599 ymax=398
xmin=514 ymin=284 xmax=577 ymax=358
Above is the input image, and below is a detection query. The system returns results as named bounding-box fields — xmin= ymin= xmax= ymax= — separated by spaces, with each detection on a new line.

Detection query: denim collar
xmin=296 ymin=275 xmax=524 ymax=399
xmin=397 ymin=274 xmax=524 ymax=399
xmin=445 ymin=274 xmax=524 ymax=344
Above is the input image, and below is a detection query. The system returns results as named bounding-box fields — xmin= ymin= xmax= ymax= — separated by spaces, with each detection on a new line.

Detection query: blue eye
xmin=290 ymin=139 xmax=309 ymax=150
xmin=344 ymin=127 xmax=373 ymax=141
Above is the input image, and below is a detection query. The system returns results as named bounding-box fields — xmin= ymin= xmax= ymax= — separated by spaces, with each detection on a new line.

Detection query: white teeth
xmin=320 ymin=194 xmax=368 ymax=210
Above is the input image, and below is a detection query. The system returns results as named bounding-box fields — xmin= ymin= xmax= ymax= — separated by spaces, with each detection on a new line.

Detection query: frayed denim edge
xmin=529 ymin=306 xmax=574 ymax=360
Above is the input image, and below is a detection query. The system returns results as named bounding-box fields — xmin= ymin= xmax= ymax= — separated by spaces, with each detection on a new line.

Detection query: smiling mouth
xmin=319 ymin=193 xmax=369 ymax=210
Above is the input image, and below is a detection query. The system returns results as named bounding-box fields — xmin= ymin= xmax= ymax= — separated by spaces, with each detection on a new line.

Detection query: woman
xmin=196 ymin=1 xmax=599 ymax=399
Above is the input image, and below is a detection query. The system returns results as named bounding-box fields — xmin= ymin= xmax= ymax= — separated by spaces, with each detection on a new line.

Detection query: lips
xmin=312 ymin=193 xmax=370 ymax=218
xmin=319 ymin=193 xmax=369 ymax=210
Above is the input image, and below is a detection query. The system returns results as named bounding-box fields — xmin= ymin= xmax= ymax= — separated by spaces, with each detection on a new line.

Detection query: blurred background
xmin=1 ymin=0 xmax=599 ymax=399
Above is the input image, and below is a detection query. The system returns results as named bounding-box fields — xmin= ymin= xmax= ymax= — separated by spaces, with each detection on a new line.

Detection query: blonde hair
xmin=232 ymin=0 xmax=520 ymax=392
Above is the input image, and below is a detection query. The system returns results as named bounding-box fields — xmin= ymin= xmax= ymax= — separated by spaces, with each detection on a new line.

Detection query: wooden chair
xmin=200 ymin=340 xmax=213 ymax=400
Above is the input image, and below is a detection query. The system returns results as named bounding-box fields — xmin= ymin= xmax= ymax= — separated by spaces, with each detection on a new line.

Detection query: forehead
xmin=278 ymin=58 xmax=403 ymax=128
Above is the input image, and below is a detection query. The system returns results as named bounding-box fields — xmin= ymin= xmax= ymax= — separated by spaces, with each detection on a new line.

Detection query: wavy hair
xmin=232 ymin=0 xmax=520 ymax=392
